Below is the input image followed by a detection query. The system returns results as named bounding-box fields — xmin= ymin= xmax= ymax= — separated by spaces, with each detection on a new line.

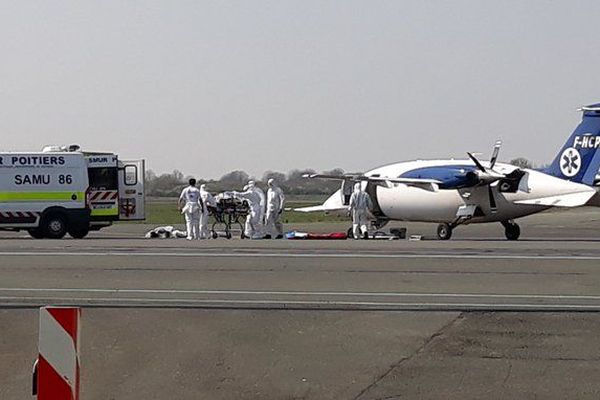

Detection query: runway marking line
xmin=1 ymin=251 xmax=600 ymax=260
xmin=1 ymin=296 xmax=600 ymax=310
xmin=2 ymin=287 xmax=600 ymax=300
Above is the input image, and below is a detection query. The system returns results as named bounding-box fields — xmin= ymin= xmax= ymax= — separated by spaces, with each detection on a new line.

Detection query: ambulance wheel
xmin=42 ymin=214 xmax=67 ymax=239
xmin=28 ymin=228 xmax=45 ymax=239
xmin=437 ymin=223 xmax=452 ymax=240
xmin=68 ymin=228 xmax=89 ymax=239
xmin=504 ymin=222 xmax=520 ymax=241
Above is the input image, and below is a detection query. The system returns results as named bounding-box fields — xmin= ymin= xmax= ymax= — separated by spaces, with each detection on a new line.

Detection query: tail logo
xmin=560 ymin=147 xmax=581 ymax=177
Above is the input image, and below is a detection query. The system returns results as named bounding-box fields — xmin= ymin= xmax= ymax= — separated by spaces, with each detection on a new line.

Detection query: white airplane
xmin=297 ymin=104 xmax=600 ymax=240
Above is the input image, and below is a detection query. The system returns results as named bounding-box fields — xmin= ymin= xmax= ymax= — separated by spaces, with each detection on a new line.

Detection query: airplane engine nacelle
xmin=472 ymin=170 xmax=504 ymax=186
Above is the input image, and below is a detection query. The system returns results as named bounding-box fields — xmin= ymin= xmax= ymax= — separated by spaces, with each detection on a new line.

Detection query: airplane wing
xmin=303 ymin=174 xmax=440 ymax=191
xmin=513 ymin=191 xmax=596 ymax=207
xmin=293 ymin=189 xmax=347 ymax=213
xmin=303 ymin=173 xmax=442 ymax=185
xmin=293 ymin=204 xmax=347 ymax=213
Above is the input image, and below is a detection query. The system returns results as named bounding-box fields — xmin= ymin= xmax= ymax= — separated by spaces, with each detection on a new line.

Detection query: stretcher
xmin=210 ymin=196 xmax=249 ymax=239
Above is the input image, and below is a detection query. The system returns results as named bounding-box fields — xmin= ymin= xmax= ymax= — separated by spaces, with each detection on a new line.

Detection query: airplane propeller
xmin=489 ymin=140 xmax=501 ymax=168
xmin=488 ymin=185 xmax=497 ymax=212
xmin=466 ymin=140 xmax=503 ymax=213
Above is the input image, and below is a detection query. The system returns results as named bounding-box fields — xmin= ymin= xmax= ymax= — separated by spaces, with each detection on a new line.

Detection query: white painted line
xmin=1 ymin=251 xmax=600 ymax=260
xmin=0 ymin=296 xmax=599 ymax=310
xmin=2 ymin=287 xmax=600 ymax=300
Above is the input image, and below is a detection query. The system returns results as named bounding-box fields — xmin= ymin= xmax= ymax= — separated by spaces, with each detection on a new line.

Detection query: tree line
xmin=145 ymin=168 xmax=346 ymax=197
xmin=146 ymin=158 xmax=533 ymax=197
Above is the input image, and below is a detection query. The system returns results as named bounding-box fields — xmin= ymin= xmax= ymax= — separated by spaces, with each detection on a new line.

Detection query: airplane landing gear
xmin=502 ymin=221 xmax=520 ymax=240
xmin=437 ymin=223 xmax=453 ymax=240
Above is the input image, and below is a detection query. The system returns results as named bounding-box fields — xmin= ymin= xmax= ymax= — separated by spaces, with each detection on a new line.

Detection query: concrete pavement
xmin=1 ymin=208 xmax=600 ymax=398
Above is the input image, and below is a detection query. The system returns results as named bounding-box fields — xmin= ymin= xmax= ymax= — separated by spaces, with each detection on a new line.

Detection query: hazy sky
xmin=2 ymin=1 xmax=600 ymax=179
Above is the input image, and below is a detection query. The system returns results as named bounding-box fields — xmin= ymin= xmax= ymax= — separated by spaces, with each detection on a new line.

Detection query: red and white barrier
xmin=35 ymin=307 xmax=81 ymax=400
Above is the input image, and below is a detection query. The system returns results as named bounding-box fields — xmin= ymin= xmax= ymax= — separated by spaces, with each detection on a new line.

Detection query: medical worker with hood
xmin=348 ymin=182 xmax=373 ymax=240
xmin=248 ymin=180 xmax=266 ymax=236
xmin=199 ymin=184 xmax=216 ymax=239
xmin=178 ymin=178 xmax=203 ymax=240
xmin=232 ymin=183 xmax=263 ymax=239
xmin=265 ymin=178 xmax=285 ymax=239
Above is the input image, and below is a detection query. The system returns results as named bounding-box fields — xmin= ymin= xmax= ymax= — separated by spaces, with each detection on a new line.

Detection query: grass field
xmin=140 ymin=196 xmax=346 ymax=225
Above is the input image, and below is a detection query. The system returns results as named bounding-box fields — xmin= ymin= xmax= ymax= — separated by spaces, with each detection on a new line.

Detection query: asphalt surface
xmin=2 ymin=208 xmax=600 ymax=399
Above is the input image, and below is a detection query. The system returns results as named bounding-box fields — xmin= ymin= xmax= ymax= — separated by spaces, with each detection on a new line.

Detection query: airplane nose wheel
xmin=502 ymin=221 xmax=520 ymax=240
xmin=437 ymin=223 xmax=453 ymax=240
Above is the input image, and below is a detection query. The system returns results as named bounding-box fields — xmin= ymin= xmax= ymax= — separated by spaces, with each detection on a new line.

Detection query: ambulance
xmin=0 ymin=145 xmax=145 ymax=238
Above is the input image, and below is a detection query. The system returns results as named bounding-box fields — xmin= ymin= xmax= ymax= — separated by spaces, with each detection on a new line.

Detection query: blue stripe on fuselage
xmin=400 ymin=165 xmax=478 ymax=189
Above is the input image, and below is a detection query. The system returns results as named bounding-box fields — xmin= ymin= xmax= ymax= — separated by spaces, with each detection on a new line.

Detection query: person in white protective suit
xmin=348 ymin=182 xmax=373 ymax=240
xmin=265 ymin=178 xmax=285 ymax=239
xmin=247 ymin=180 xmax=266 ymax=236
xmin=232 ymin=183 xmax=264 ymax=239
xmin=178 ymin=178 xmax=203 ymax=240
xmin=199 ymin=184 xmax=216 ymax=239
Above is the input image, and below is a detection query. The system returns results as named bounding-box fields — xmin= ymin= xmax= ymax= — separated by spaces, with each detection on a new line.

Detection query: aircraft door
xmin=365 ymin=181 xmax=386 ymax=219
xmin=341 ymin=180 xmax=354 ymax=206
xmin=118 ymin=160 xmax=145 ymax=220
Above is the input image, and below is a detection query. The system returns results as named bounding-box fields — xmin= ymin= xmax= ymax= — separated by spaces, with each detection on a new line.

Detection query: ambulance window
xmin=88 ymin=168 xmax=118 ymax=190
xmin=124 ymin=165 xmax=138 ymax=185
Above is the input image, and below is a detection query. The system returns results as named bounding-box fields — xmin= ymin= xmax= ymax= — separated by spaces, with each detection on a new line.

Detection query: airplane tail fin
xmin=546 ymin=104 xmax=600 ymax=186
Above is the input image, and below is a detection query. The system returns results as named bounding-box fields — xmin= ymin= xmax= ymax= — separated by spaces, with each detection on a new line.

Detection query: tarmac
xmin=2 ymin=208 xmax=600 ymax=399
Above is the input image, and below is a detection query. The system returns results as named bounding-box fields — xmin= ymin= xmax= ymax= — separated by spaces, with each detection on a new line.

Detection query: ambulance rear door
xmin=118 ymin=160 xmax=145 ymax=221
xmin=86 ymin=154 xmax=119 ymax=220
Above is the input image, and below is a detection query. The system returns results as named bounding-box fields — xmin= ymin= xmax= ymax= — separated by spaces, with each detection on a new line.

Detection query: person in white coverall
xmin=232 ymin=184 xmax=263 ymax=239
xmin=199 ymin=184 xmax=216 ymax=239
xmin=265 ymin=178 xmax=285 ymax=239
xmin=247 ymin=180 xmax=266 ymax=236
xmin=348 ymin=182 xmax=373 ymax=240
xmin=178 ymin=178 xmax=203 ymax=240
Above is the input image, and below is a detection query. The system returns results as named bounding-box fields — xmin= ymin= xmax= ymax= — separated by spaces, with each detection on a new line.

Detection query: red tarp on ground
xmin=285 ymin=231 xmax=347 ymax=240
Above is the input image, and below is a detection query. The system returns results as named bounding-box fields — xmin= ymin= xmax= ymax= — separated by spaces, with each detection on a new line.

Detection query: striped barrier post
xmin=34 ymin=307 xmax=81 ymax=400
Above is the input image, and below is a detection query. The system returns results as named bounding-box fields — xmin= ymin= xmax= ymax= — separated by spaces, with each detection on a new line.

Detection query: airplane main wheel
xmin=437 ymin=223 xmax=453 ymax=240
xmin=504 ymin=222 xmax=520 ymax=241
